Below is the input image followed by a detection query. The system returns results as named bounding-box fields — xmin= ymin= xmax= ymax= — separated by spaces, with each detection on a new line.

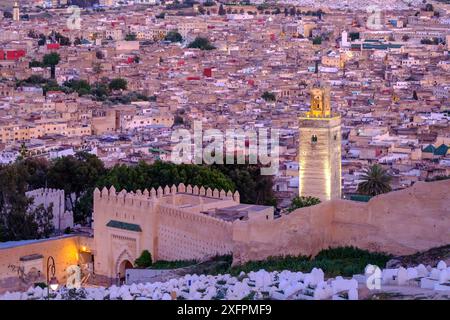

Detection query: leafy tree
xmin=0 ymin=162 xmax=54 ymax=241
xmin=357 ymin=164 xmax=392 ymax=196
xmin=287 ymin=196 xmax=321 ymax=213
xmin=95 ymin=50 xmax=105 ymax=59
xmin=421 ymin=38 xmax=434 ymax=45
xmin=47 ymin=152 xmax=106 ymax=223
xmin=92 ymin=62 xmax=103 ymax=77
xmin=91 ymin=82 xmax=109 ymax=100
xmin=212 ymin=163 xmax=277 ymax=206
xmin=135 ymin=250 xmax=152 ymax=268
xmin=43 ymin=52 xmax=61 ymax=79
xmin=174 ymin=115 xmax=184 ymax=125
xmin=164 ymin=30 xmax=183 ymax=43
xmin=198 ymin=5 xmax=206 ymax=15
xmin=98 ymin=161 xmax=235 ymax=194
xmin=187 ymin=37 xmax=216 ymax=50
xmin=155 ymin=12 xmax=166 ymax=19
xmin=20 ymin=158 xmax=50 ymax=190
xmin=261 ymin=91 xmax=276 ymax=102
xmin=54 ymin=32 xmax=71 ymax=46
xmin=218 ymin=4 xmax=226 ymax=15
xmin=38 ymin=34 xmax=46 ymax=46
xmin=3 ymin=11 xmax=13 ymax=19
xmin=312 ymin=36 xmax=323 ymax=45
xmin=28 ymin=30 xmax=39 ymax=39
xmin=109 ymin=78 xmax=127 ymax=91
xmin=29 ymin=60 xmax=43 ymax=68
xmin=125 ymin=33 xmax=137 ymax=41
xmin=43 ymin=80 xmax=64 ymax=95
xmin=63 ymin=79 xmax=91 ymax=96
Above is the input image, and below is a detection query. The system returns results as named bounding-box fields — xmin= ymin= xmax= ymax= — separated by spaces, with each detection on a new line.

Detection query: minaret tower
xmin=298 ymin=86 xmax=341 ymax=201
xmin=13 ymin=2 xmax=20 ymax=22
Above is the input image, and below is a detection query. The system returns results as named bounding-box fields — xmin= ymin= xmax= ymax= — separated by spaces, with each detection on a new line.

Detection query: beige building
xmin=298 ymin=87 xmax=342 ymax=201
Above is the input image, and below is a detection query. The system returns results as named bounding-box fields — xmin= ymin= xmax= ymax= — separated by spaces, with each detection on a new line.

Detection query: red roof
xmin=47 ymin=43 xmax=60 ymax=50
xmin=5 ymin=50 xmax=26 ymax=60
xmin=203 ymin=68 xmax=212 ymax=77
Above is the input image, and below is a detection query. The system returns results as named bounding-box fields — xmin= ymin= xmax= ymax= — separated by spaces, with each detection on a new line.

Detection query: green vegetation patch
xmin=150 ymin=259 xmax=197 ymax=270
xmin=198 ymin=247 xmax=392 ymax=278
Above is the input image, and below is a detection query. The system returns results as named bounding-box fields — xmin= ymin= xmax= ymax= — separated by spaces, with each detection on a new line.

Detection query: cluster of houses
xmin=0 ymin=1 xmax=448 ymax=207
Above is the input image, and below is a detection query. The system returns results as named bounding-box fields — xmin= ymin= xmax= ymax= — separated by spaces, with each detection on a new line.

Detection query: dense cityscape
xmin=0 ymin=0 xmax=448 ymax=303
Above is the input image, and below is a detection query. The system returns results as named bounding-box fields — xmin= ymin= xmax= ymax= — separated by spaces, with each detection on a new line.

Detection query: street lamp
xmin=46 ymin=256 xmax=58 ymax=299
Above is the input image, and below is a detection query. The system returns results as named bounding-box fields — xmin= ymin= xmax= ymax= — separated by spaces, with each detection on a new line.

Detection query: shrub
xmin=203 ymin=247 xmax=392 ymax=278
xmin=150 ymin=259 xmax=196 ymax=269
xmin=34 ymin=282 xmax=47 ymax=289
xmin=261 ymin=91 xmax=276 ymax=102
xmin=134 ymin=250 xmax=152 ymax=268
xmin=287 ymin=196 xmax=321 ymax=213
xmin=187 ymin=37 xmax=216 ymax=50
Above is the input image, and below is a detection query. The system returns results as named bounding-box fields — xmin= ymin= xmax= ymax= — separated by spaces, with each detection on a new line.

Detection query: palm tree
xmin=357 ymin=164 xmax=392 ymax=196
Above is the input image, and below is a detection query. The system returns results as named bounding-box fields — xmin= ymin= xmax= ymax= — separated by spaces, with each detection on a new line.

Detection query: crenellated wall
xmin=157 ymin=204 xmax=233 ymax=261
xmin=26 ymin=188 xmax=73 ymax=231
xmin=1 ymin=180 xmax=449 ymax=290
xmin=232 ymin=179 xmax=450 ymax=264
xmin=92 ymin=183 xmax=240 ymax=278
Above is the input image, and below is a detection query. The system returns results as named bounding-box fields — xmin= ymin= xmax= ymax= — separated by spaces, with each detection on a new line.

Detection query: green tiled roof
xmin=106 ymin=220 xmax=142 ymax=232
xmin=434 ymin=144 xmax=449 ymax=156
xmin=349 ymin=194 xmax=372 ymax=202
xmin=149 ymin=147 xmax=169 ymax=154
xmin=423 ymin=144 xmax=435 ymax=153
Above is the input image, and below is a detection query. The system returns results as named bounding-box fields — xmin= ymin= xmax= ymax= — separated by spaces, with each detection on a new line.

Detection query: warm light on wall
xmin=80 ymin=246 xmax=90 ymax=253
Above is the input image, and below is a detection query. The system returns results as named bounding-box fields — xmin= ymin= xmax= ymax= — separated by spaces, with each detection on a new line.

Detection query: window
xmin=311 ymin=135 xmax=318 ymax=143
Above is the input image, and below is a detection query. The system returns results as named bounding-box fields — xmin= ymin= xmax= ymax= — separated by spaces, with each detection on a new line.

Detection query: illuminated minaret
xmin=298 ymin=87 xmax=341 ymax=201
xmin=13 ymin=1 xmax=20 ymax=22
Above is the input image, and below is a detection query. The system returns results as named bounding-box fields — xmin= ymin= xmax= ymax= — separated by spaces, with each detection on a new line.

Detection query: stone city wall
xmin=232 ymin=179 xmax=450 ymax=264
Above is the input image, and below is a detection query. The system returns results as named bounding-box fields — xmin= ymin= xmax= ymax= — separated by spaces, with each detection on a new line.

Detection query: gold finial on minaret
xmin=308 ymin=86 xmax=331 ymax=118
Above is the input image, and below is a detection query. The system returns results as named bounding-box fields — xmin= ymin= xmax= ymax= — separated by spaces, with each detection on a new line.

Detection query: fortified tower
xmin=298 ymin=87 xmax=341 ymax=201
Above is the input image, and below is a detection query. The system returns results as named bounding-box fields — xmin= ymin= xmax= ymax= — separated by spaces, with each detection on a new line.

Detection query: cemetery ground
xmin=2 ymin=245 xmax=449 ymax=300
xmin=143 ymin=245 xmax=450 ymax=300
